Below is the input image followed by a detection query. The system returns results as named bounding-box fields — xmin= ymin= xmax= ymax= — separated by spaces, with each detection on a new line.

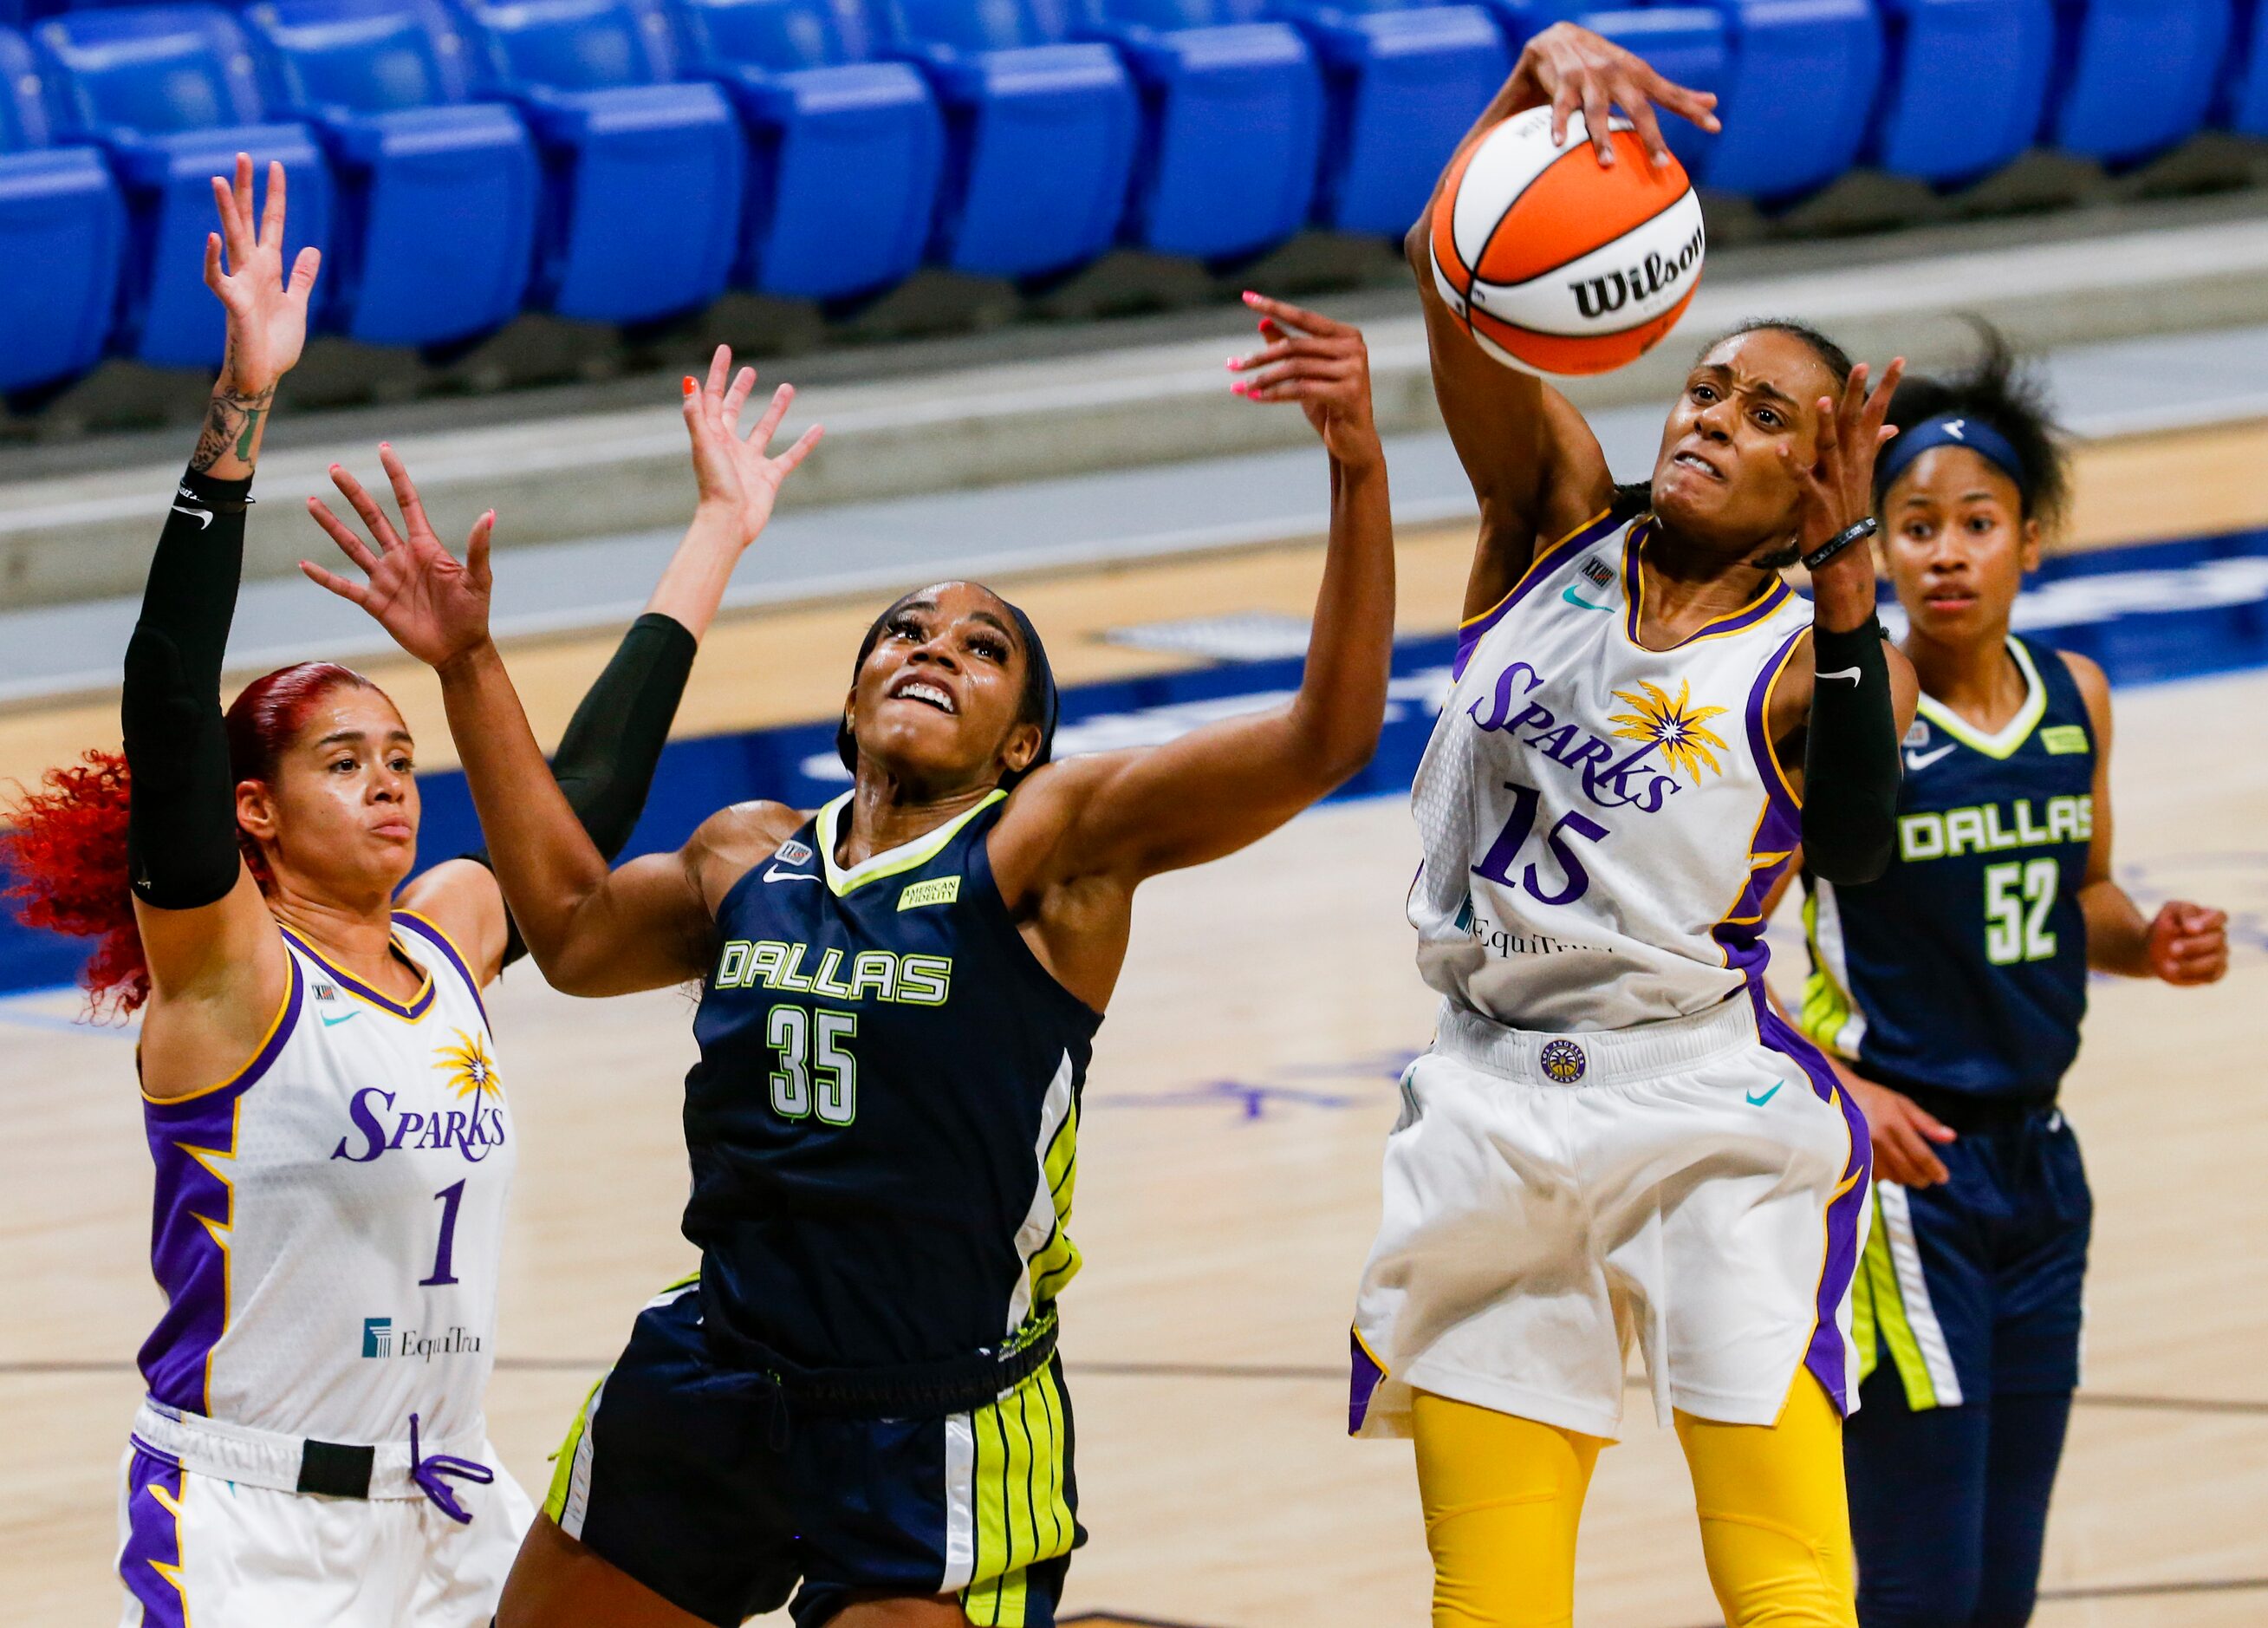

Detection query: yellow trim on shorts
xmin=959 ymin=1361 xmax=1076 ymax=1626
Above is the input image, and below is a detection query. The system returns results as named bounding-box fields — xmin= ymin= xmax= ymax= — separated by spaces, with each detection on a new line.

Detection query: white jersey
xmin=1412 ymin=511 xmax=1814 ymax=1032
xmin=138 ymin=912 xmax=512 ymax=1445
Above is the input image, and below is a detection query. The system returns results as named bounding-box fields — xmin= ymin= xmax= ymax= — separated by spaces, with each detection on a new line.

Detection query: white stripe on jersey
xmin=1412 ymin=512 xmax=1814 ymax=1031
xmin=139 ymin=913 xmax=511 ymax=1445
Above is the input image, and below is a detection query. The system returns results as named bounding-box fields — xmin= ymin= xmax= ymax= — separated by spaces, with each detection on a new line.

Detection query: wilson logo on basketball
xmin=1569 ymin=224 xmax=1706 ymax=322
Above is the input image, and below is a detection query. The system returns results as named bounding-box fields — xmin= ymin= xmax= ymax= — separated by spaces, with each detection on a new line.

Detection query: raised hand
xmin=1227 ymin=292 xmax=1383 ymax=472
xmin=2147 ymin=900 xmax=2230 ymax=986
xmin=300 ymin=446 xmax=496 ymax=671
xmin=1505 ymin=22 xmax=1721 ymax=168
xmin=205 ymin=153 xmax=320 ymax=397
xmin=682 ymin=344 xmax=823 ymax=548
xmin=1784 ymin=356 xmax=1903 ymax=629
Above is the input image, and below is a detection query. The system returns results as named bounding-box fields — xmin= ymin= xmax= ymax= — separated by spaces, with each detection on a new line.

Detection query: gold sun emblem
xmin=1609 ymin=678 xmax=1732 ymax=784
xmin=435 ymin=1030 xmax=502 ymax=1100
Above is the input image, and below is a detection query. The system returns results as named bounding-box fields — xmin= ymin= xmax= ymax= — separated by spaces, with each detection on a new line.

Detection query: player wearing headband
xmin=303 ymin=294 xmax=1397 ymax=1628
xmin=1780 ymin=332 xmax=2228 ymax=1626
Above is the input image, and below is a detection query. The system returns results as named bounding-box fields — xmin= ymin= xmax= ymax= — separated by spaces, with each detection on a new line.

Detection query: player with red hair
xmin=2 ymin=156 xmax=821 ymax=1627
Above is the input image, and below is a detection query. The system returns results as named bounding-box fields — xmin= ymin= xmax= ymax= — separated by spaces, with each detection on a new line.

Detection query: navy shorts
xmin=1852 ymin=1101 xmax=2091 ymax=1410
xmin=542 ymin=1279 xmax=1082 ymax=1628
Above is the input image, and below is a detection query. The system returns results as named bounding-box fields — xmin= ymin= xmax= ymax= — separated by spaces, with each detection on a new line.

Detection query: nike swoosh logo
xmin=1562 ymin=585 xmax=1611 ymax=611
xmin=1746 ymin=1084 xmax=1782 ymax=1107
xmin=1817 ymin=667 xmax=1862 ymax=686
xmin=1905 ymin=744 xmax=1958 ymax=771
xmin=764 ymin=868 xmax=819 ymax=883
xmin=321 ymin=1010 xmax=359 ymax=1027
xmin=172 ymin=493 xmax=213 ymax=530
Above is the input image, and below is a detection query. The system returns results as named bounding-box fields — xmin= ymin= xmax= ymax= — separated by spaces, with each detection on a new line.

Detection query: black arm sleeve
xmin=1800 ymin=619 xmax=1901 ymax=886
xmin=122 ymin=467 xmax=255 ymax=911
xmin=464 ymin=611 xmax=698 ymax=967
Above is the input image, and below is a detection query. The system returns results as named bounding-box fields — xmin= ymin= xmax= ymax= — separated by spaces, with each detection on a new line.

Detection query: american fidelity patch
xmin=898 ymin=876 xmax=961 ymax=911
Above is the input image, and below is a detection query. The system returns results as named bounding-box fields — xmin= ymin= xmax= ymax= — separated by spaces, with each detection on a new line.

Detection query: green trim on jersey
xmin=816 ymin=790 xmax=1008 ymax=897
xmin=1914 ymin=637 xmax=2047 ymax=760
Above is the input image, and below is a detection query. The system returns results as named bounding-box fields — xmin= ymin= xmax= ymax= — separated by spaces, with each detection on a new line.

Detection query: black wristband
xmin=1802 ymin=516 xmax=1878 ymax=573
xmin=1801 ymin=618 xmax=1899 ymax=886
xmin=179 ymin=466 xmax=256 ymax=514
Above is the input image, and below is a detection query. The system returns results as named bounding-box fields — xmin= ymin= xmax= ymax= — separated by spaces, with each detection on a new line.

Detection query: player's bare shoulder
xmin=689 ymin=799 xmax=810 ymax=909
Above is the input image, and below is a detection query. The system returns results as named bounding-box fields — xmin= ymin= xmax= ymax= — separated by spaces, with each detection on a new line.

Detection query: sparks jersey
xmin=139 ymin=914 xmax=510 ymax=1444
xmin=683 ymin=791 xmax=1101 ymax=1373
xmin=1801 ymin=638 xmax=2096 ymax=1104
xmin=1412 ymin=511 xmax=1816 ymax=1032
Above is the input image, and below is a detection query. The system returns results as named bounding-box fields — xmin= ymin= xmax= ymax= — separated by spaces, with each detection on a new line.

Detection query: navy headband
xmin=1876 ymin=413 xmax=2025 ymax=498
xmin=835 ymin=589 xmax=1059 ymax=787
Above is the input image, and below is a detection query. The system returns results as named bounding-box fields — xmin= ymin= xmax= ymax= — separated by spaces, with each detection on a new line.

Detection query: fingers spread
xmin=748 ymin=381 xmax=795 ymax=450
xmin=1242 ymin=290 xmax=1343 ymax=337
xmin=305 ymin=497 xmax=383 ymax=576
xmin=722 ymin=367 xmax=759 ymax=437
xmin=329 ymin=463 xmax=403 ymax=554
xmin=466 ymin=511 xmax=494 ymax=592
xmin=1582 ymin=81 xmax=1615 ymax=166
xmin=203 ymin=231 xmax=224 ymax=294
xmin=1624 ymin=92 xmax=1671 ymax=168
xmin=378 ymin=444 xmax=432 ymax=542
xmin=289 ymin=245 xmax=322 ymax=302
xmin=775 ymin=422 xmax=824 ymax=475
xmin=299 ymin=559 xmax=370 ymax=605
xmin=259 ymin=160 xmax=287 ymax=251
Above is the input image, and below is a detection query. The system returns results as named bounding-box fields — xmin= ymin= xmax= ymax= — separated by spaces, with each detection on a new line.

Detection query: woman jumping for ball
xmin=1780 ymin=332 xmax=2227 ymax=1628
xmin=2 ymin=157 xmax=808 ymax=1626
xmin=1340 ymin=23 xmax=1917 ymax=1628
xmin=302 ymin=294 xmax=1395 ymax=1628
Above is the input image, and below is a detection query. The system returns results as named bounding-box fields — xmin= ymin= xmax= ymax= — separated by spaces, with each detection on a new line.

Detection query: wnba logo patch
xmin=1540 ymin=1039 xmax=1587 ymax=1084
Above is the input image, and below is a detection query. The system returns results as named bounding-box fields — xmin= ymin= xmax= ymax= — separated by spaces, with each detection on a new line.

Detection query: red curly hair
xmin=1 ymin=662 xmax=379 ymax=1019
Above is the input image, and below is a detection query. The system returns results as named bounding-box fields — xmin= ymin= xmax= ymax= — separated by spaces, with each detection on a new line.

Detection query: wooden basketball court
xmin=3 ymin=423 xmax=2264 ymax=1624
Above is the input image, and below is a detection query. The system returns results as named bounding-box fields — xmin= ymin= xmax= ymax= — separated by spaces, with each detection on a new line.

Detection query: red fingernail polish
xmin=1231 ymin=381 xmax=1249 ymax=397
xmin=683 ymin=376 xmax=697 ymax=395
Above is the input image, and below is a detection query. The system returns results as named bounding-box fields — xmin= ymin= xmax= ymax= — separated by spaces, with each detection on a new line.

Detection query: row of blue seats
xmin=3 ymin=0 xmax=2266 ymax=396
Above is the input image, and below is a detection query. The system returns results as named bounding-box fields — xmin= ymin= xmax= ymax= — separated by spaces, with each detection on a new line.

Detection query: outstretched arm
xmin=129 ymin=157 xmax=320 ymax=1094
xmin=996 ymin=295 xmax=1393 ymax=903
xmin=2061 ymin=653 xmax=2227 ymax=983
xmin=397 ymin=348 xmax=822 ymax=979
xmin=1409 ymin=25 xmax=1719 ymax=618
xmin=305 ymin=352 xmax=822 ymax=994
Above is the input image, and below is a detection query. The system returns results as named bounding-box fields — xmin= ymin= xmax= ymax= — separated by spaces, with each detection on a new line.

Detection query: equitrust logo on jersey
xmin=361 ymin=1318 xmax=482 ymax=1361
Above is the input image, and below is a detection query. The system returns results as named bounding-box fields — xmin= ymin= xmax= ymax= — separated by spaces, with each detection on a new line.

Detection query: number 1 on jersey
xmin=420 ymin=1179 xmax=465 ymax=1287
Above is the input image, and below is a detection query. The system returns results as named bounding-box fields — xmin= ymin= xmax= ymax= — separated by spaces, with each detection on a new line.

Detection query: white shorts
xmin=1351 ymin=996 xmax=1871 ymax=1442
xmin=115 ymin=1406 xmax=533 ymax=1626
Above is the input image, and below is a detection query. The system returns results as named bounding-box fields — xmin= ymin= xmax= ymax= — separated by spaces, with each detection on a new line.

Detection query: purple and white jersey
xmin=139 ymin=913 xmax=511 ymax=1445
xmin=1411 ymin=511 xmax=1813 ymax=1032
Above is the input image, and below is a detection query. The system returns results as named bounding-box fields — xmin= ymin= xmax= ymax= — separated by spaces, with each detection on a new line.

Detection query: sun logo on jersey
xmin=435 ymin=1030 xmax=502 ymax=1100
xmin=1608 ymin=679 xmax=1731 ymax=785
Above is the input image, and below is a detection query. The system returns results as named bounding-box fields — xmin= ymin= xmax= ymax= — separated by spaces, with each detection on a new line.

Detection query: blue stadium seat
xmin=454 ymin=0 xmax=743 ymax=322
xmin=1274 ymin=0 xmax=1510 ymax=236
xmin=2042 ymin=0 xmax=2233 ymax=166
xmin=869 ymin=0 xmax=1139 ymax=278
xmin=0 ymin=25 xmax=124 ymax=391
xmin=667 ymin=0 xmax=941 ymax=300
xmin=32 ymin=4 xmax=334 ymax=368
xmin=1699 ymin=1 xmax=1881 ymax=198
xmin=242 ymin=0 xmax=537 ymax=347
xmin=1069 ymin=0 xmax=1323 ymax=261
xmin=1866 ymin=0 xmax=2053 ymax=185
xmin=2224 ymin=0 xmax=2268 ymax=135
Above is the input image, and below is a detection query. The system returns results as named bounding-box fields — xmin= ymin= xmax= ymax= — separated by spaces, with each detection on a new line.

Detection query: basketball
xmin=1430 ymin=104 xmax=1707 ymax=376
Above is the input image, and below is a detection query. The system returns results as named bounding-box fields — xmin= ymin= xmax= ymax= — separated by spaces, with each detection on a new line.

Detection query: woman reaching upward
xmin=303 ymin=294 xmax=1397 ymax=1628
xmin=3 ymin=156 xmax=810 ymax=1626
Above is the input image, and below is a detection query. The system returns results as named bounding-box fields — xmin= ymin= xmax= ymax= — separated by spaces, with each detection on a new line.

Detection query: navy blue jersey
xmin=1799 ymin=638 xmax=2096 ymax=1104
xmin=682 ymin=791 xmax=1100 ymax=1373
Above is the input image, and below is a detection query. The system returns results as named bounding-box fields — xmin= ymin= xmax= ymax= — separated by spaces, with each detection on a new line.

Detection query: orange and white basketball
xmin=1430 ymin=105 xmax=1706 ymax=377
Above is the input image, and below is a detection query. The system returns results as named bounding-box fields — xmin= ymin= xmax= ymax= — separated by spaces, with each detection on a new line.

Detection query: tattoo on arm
xmin=190 ymin=382 xmax=276 ymax=475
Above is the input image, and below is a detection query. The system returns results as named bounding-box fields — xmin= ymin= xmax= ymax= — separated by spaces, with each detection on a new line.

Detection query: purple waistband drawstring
xmin=407 ymin=1412 xmax=493 ymax=1524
